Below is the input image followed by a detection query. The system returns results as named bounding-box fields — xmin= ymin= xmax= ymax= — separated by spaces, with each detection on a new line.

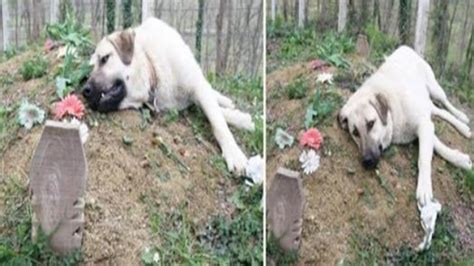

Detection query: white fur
xmin=340 ymin=46 xmax=472 ymax=250
xmin=91 ymin=18 xmax=255 ymax=173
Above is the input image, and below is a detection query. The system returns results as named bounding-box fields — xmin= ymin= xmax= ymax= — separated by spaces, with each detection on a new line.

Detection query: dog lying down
xmin=82 ymin=18 xmax=255 ymax=174
xmin=339 ymin=46 xmax=472 ymax=250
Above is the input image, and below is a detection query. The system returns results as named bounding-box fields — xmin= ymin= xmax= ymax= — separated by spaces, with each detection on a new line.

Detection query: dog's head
xmin=82 ymin=29 xmax=135 ymax=112
xmin=339 ymin=93 xmax=392 ymax=169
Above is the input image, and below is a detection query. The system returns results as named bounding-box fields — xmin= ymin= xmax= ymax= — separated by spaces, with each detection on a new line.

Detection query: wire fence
xmin=0 ymin=0 xmax=263 ymax=77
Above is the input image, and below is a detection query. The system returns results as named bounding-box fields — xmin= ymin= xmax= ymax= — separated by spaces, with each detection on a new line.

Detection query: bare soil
xmin=266 ymin=61 xmax=474 ymax=264
xmin=0 ymin=50 xmax=245 ymax=265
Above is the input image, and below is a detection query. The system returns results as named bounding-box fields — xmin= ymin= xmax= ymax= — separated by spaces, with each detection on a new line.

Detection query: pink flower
xmin=299 ymin=128 xmax=323 ymax=150
xmin=54 ymin=94 xmax=85 ymax=119
xmin=44 ymin=38 xmax=56 ymax=52
xmin=308 ymin=59 xmax=329 ymax=71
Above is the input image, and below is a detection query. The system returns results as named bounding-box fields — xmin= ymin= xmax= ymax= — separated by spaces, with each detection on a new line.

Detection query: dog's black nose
xmin=362 ymin=156 xmax=377 ymax=169
xmin=82 ymin=84 xmax=92 ymax=98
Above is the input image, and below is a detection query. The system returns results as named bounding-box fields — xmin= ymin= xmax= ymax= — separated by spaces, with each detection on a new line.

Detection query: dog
xmin=82 ymin=18 xmax=255 ymax=174
xmin=339 ymin=46 xmax=472 ymax=249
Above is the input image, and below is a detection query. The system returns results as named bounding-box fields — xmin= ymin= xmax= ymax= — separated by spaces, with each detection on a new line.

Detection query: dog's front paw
xmin=222 ymin=145 xmax=248 ymax=175
xmin=416 ymin=185 xmax=433 ymax=207
xmin=457 ymin=153 xmax=472 ymax=170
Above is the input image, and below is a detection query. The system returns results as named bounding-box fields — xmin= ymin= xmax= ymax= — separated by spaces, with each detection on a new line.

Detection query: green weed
xmin=286 ymin=77 xmax=308 ymax=99
xmin=164 ymin=109 xmax=179 ymax=123
xmin=143 ymin=185 xmax=262 ymax=265
xmin=387 ymin=210 xmax=462 ymax=265
xmin=0 ymin=104 xmax=19 ymax=153
xmin=266 ymin=233 xmax=299 ymax=265
xmin=304 ymin=87 xmax=343 ymax=128
xmin=364 ymin=24 xmax=398 ymax=63
xmin=19 ymin=56 xmax=48 ymax=81
xmin=46 ymin=12 xmax=93 ymax=56
xmin=200 ymin=185 xmax=263 ymax=264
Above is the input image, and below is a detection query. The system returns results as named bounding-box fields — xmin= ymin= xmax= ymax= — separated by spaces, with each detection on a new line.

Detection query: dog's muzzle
xmin=362 ymin=155 xmax=378 ymax=169
xmin=82 ymin=79 xmax=126 ymax=113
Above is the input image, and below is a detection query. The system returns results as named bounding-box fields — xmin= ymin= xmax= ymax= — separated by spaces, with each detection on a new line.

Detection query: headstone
xmin=267 ymin=167 xmax=304 ymax=252
xmin=30 ymin=120 xmax=87 ymax=254
xmin=356 ymin=34 xmax=370 ymax=58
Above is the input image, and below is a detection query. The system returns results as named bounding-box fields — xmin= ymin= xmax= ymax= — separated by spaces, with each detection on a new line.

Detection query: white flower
xmin=299 ymin=149 xmax=320 ymax=175
xmin=153 ymin=252 xmax=160 ymax=263
xmin=245 ymin=155 xmax=263 ymax=185
xmin=17 ymin=99 xmax=45 ymax=129
xmin=275 ymin=128 xmax=294 ymax=149
xmin=316 ymin=72 xmax=333 ymax=84
xmin=68 ymin=118 xmax=89 ymax=144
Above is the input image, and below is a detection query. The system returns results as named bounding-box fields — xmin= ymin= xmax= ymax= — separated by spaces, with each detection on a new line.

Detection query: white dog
xmin=339 ymin=46 xmax=472 ymax=250
xmin=82 ymin=18 xmax=255 ymax=173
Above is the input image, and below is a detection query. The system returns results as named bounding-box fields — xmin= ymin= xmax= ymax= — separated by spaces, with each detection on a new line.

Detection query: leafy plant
xmin=46 ymin=12 xmax=93 ymax=55
xmin=304 ymin=88 xmax=342 ymax=128
xmin=365 ymin=23 xmax=398 ymax=63
xmin=19 ymin=56 xmax=48 ymax=81
xmin=55 ymin=45 xmax=92 ymax=98
xmin=200 ymin=185 xmax=263 ymax=264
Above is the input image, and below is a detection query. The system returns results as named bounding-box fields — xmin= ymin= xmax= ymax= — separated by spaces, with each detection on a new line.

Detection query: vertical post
xmin=298 ymin=0 xmax=304 ymax=27
xmin=271 ymin=0 xmax=276 ymax=21
xmin=142 ymin=0 xmax=148 ymax=21
xmin=50 ymin=0 xmax=59 ymax=23
xmin=122 ymin=0 xmax=132 ymax=28
xmin=338 ymin=0 xmax=347 ymax=32
xmin=142 ymin=0 xmax=155 ymax=21
xmin=414 ymin=0 xmax=430 ymax=57
xmin=2 ymin=0 xmax=9 ymax=51
xmin=106 ymin=0 xmax=116 ymax=33
xmin=195 ymin=0 xmax=204 ymax=63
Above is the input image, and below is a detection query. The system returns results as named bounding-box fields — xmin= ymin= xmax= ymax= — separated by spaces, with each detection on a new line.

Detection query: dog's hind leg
xmin=434 ymin=135 xmax=472 ymax=170
xmin=424 ymin=63 xmax=469 ymax=124
xmin=212 ymin=89 xmax=235 ymax=109
xmin=431 ymin=105 xmax=471 ymax=138
xmin=221 ymin=107 xmax=255 ymax=131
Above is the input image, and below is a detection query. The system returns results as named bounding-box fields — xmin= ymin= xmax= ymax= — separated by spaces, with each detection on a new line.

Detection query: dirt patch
xmin=266 ymin=61 xmax=474 ymax=264
xmin=0 ymin=52 xmax=248 ymax=264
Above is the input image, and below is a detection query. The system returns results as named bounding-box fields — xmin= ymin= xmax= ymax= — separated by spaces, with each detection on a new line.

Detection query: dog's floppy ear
xmin=371 ymin=93 xmax=389 ymax=125
xmin=338 ymin=111 xmax=348 ymax=130
xmin=108 ymin=29 xmax=135 ymax=65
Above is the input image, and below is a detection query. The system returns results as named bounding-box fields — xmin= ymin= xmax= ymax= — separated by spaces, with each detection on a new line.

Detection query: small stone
xmin=140 ymin=160 xmax=150 ymax=168
xmin=357 ymin=188 xmax=364 ymax=196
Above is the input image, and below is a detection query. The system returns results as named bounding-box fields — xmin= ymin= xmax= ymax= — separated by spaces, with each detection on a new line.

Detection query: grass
xmin=143 ymin=185 xmax=263 ymax=265
xmin=19 ymin=56 xmax=48 ymax=81
xmin=266 ymin=233 xmax=299 ymax=265
xmin=286 ymin=77 xmax=308 ymax=99
xmin=0 ymin=104 xmax=19 ymax=154
xmin=346 ymin=209 xmax=470 ymax=265
xmin=0 ymin=176 xmax=83 ymax=265
xmin=267 ymin=17 xmax=354 ymax=71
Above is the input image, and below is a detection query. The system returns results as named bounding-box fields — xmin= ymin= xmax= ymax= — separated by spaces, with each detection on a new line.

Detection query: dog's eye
xmin=352 ymin=128 xmax=359 ymax=138
xmin=100 ymin=54 xmax=110 ymax=65
xmin=367 ymin=120 xmax=375 ymax=131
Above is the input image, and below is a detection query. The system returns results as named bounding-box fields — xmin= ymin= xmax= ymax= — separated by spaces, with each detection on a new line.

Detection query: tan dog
xmin=339 ymin=46 xmax=472 ymax=250
xmin=82 ymin=18 xmax=255 ymax=173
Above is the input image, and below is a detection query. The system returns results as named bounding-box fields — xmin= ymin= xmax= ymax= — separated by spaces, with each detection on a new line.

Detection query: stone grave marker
xmin=267 ymin=167 xmax=304 ymax=252
xmin=29 ymin=120 xmax=86 ymax=254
